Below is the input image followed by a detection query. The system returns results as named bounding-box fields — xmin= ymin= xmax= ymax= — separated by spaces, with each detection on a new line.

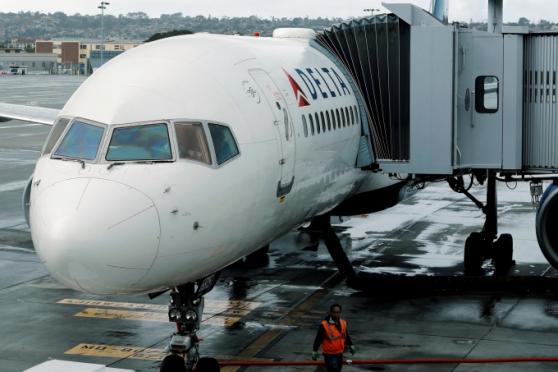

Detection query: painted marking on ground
xmin=58 ymin=298 xmax=260 ymax=316
xmin=221 ymin=330 xmax=283 ymax=372
xmin=65 ymin=343 xmax=271 ymax=365
xmin=75 ymin=307 xmax=240 ymax=327
xmin=220 ymin=275 xmax=338 ymax=372
xmin=65 ymin=343 xmax=166 ymax=361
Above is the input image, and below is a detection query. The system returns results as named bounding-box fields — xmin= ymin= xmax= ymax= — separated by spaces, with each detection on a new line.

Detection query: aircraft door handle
xmin=279 ymin=159 xmax=286 ymax=165
xmin=273 ymin=120 xmax=279 ymax=126
xmin=470 ymin=91 xmax=475 ymax=128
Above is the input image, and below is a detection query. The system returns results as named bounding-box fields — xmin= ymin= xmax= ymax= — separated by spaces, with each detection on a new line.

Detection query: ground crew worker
xmin=312 ymin=303 xmax=355 ymax=372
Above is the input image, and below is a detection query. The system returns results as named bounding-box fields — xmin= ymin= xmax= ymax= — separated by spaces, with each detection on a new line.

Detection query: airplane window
xmin=320 ymin=112 xmax=326 ymax=132
xmin=53 ymin=120 xmax=104 ymax=160
xmin=354 ymin=106 xmax=359 ymax=125
xmin=43 ymin=118 xmax=70 ymax=155
xmin=341 ymin=108 xmax=346 ymax=127
xmin=344 ymin=107 xmax=350 ymax=126
xmin=336 ymin=109 xmax=341 ymax=129
xmin=209 ymin=124 xmax=239 ymax=164
xmin=331 ymin=109 xmax=336 ymax=130
xmin=175 ymin=123 xmax=212 ymax=164
xmin=315 ymin=113 xmax=321 ymax=134
xmin=309 ymin=114 xmax=315 ymax=135
xmin=349 ymin=107 xmax=354 ymax=125
xmin=301 ymin=115 xmax=308 ymax=137
xmin=209 ymin=123 xmax=240 ymax=165
xmin=106 ymin=123 xmax=172 ymax=161
xmin=326 ymin=111 xmax=331 ymax=131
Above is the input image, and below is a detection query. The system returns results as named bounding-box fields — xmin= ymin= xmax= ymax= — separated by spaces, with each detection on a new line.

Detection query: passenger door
xmin=249 ymin=69 xmax=295 ymax=196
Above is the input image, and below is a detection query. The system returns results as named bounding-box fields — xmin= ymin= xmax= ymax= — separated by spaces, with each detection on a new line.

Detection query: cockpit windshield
xmin=53 ymin=120 xmax=104 ymax=160
xmin=106 ymin=123 xmax=172 ymax=161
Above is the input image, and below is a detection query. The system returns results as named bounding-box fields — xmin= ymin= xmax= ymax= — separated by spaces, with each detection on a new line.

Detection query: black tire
xmin=464 ymin=232 xmax=483 ymax=275
xmin=494 ymin=233 xmax=513 ymax=274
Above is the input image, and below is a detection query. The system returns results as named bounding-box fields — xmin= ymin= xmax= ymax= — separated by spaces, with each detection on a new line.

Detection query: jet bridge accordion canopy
xmin=523 ymin=34 xmax=558 ymax=170
xmin=316 ymin=15 xmax=411 ymax=162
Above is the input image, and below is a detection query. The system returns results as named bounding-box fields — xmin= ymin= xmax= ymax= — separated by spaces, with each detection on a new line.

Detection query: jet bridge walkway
xmin=316 ymin=4 xmax=558 ymax=176
xmin=316 ymin=15 xmax=411 ymax=164
xmin=315 ymin=2 xmax=558 ymax=275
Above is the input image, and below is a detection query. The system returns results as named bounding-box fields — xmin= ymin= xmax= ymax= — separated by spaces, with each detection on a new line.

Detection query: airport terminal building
xmin=35 ymin=39 xmax=141 ymax=74
xmin=0 ymin=50 xmax=57 ymax=74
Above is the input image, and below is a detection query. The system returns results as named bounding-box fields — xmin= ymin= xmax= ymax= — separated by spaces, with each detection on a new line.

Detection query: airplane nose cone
xmin=31 ymin=178 xmax=161 ymax=294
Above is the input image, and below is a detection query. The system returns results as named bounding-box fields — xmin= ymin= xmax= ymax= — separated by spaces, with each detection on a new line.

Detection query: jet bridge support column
xmin=483 ymin=174 xmax=498 ymax=241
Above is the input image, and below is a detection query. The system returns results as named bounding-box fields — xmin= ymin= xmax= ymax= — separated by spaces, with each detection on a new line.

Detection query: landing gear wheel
xmin=464 ymin=232 xmax=483 ymax=275
xmin=494 ymin=233 xmax=514 ymax=275
xmin=166 ymin=275 xmax=218 ymax=371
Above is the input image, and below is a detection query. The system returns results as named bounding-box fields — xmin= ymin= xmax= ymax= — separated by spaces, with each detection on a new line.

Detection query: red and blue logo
xmin=283 ymin=68 xmax=311 ymax=107
xmin=283 ymin=67 xmax=351 ymax=107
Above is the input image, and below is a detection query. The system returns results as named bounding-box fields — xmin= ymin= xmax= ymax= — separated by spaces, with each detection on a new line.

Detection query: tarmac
xmin=1 ymin=75 xmax=558 ymax=371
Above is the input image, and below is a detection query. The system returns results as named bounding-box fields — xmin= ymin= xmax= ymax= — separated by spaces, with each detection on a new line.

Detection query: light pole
xmin=98 ymin=1 xmax=110 ymax=66
xmin=363 ymin=8 xmax=380 ymax=17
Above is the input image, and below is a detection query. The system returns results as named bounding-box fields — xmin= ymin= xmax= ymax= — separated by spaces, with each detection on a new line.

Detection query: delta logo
xmin=283 ymin=67 xmax=351 ymax=107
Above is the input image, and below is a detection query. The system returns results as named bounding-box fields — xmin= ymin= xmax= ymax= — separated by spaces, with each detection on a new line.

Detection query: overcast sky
xmin=2 ymin=0 xmax=556 ymax=23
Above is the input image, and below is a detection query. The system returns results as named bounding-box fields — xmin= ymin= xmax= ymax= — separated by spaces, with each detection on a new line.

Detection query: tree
xmin=538 ymin=19 xmax=552 ymax=30
xmin=518 ymin=17 xmax=530 ymax=26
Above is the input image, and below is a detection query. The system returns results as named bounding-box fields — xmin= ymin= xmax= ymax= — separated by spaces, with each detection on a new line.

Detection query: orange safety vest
xmin=321 ymin=319 xmax=347 ymax=354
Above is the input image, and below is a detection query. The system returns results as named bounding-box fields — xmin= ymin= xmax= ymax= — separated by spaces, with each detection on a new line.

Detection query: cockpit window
xmin=208 ymin=124 xmax=239 ymax=165
xmin=53 ymin=120 xmax=104 ymax=160
xmin=175 ymin=123 xmax=212 ymax=165
xmin=43 ymin=118 xmax=70 ymax=155
xmin=106 ymin=123 xmax=172 ymax=161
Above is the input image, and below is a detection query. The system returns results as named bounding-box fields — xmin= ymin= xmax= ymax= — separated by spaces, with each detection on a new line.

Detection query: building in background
xmin=8 ymin=37 xmax=35 ymax=51
xmin=35 ymin=39 xmax=141 ymax=74
xmin=0 ymin=52 xmax=57 ymax=74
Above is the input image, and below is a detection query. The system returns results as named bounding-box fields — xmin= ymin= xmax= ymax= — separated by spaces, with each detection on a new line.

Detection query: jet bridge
xmin=316 ymin=0 xmax=558 ymax=273
xmin=316 ymin=3 xmax=558 ymax=176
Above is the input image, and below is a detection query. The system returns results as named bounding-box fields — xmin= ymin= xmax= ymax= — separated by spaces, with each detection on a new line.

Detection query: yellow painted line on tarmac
xmin=65 ymin=343 xmax=272 ymax=366
xmin=220 ymin=282 xmax=335 ymax=371
xmin=221 ymin=330 xmax=283 ymax=372
xmin=65 ymin=343 xmax=166 ymax=361
xmin=58 ymin=298 xmax=260 ymax=316
xmin=237 ymin=330 xmax=283 ymax=358
xmin=59 ymin=298 xmax=166 ymax=311
xmin=75 ymin=307 xmax=241 ymax=327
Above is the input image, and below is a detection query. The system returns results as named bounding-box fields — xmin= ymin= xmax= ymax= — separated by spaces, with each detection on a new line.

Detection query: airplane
xmin=0 ymin=29 xmax=409 ymax=366
xmin=3 ymin=6 xmax=558 ymax=368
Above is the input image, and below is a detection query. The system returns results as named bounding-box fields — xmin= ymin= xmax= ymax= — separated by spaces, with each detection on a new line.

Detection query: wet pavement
xmin=1 ymin=76 xmax=558 ymax=371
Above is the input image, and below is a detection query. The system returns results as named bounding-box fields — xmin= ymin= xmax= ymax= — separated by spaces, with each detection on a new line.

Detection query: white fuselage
xmin=29 ymin=34 xmax=393 ymax=294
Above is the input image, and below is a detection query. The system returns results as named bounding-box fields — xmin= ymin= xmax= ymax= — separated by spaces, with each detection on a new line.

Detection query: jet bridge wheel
xmin=464 ymin=232 xmax=483 ymax=275
xmin=494 ymin=233 xmax=514 ymax=275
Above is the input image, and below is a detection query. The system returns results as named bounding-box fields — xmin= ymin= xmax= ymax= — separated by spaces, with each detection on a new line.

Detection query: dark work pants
xmin=323 ymin=353 xmax=343 ymax=372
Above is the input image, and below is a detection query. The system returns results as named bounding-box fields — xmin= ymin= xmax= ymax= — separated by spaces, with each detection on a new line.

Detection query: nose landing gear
xmin=166 ymin=274 xmax=219 ymax=371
